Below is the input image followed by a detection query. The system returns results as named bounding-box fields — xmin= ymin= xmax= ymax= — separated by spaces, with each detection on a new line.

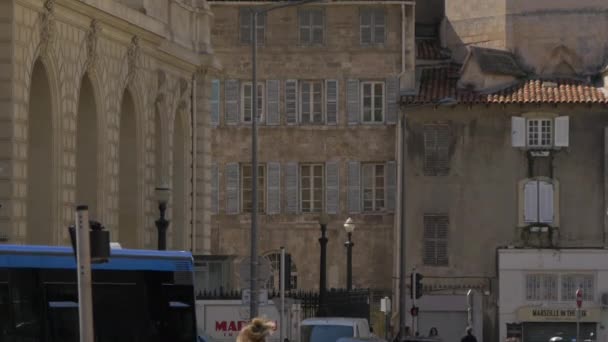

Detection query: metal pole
xmin=411 ymin=269 xmax=417 ymax=337
xmin=280 ymin=247 xmax=286 ymax=342
xmin=250 ymin=9 xmax=259 ymax=320
xmin=318 ymin=222 xmax=328 ymax=316
xmin=399 ymin=111 xmax=408 ymax=340
xmin=345 ymin=233 xmax=353 ymax=291
xmin=156 ymin=202 xmax=169 ymax=250
xmin=576 ymin=308 xmax=580 ymax=342
xmin=75 ymin=205 xmax=94 ymax=342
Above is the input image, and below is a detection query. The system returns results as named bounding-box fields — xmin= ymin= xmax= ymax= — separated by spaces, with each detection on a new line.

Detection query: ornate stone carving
xmin=85 ymin=20 xmax=102 ymax=73
xmin=39 ymin=0 xmax=56 ymax=57
xmin=125 ymin=36 xmax=140 ymax=85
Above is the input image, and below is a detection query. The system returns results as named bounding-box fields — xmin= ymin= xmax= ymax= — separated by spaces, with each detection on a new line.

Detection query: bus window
xmin=0 ymin=281 xmax=9 ymax=337
xmin=45 ymin=282 xmax=79 ymax=342
xmin=162 ymin=284 xmax=196 ymax=342
xmin=9 ymin=269 xmax=42 ymax=342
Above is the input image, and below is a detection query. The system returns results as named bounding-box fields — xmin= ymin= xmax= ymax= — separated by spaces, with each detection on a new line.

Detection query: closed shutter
xmin=285 ymin=80 xmax=298 ymax=125
xmin=385 ymin=76 xmax=399 ymax=124
xmin=360 ymin=10 xmax=372 ymax=45
xmin=285 ymin=162 xmax=299 ymax=213
xmin=511 ymin=116 xmax=526 ymax=147
xmin=347 ymin=161 xmax=361 ymax=213
xmin=266 ymin=80 xmax=280 ymax=125
xmin=225 ymin=163 xmax=240 ymax=214
xmin=211 ymin=163 xmax=218 ymax=214
xmin=554 ymin=116 xmax=569 ymax=147
xmin=210 ymin=79 xmax=220 ymax=126
xmin=436 ymin=217 xmax=449 ymax=265
xmin=266 ymin=162 xmax=281 ymax=214
xmin=325 ymin=80 xmax=338 ymax=125
xmin=225 ymin=80 xmax=239 ymax=125
xmin=539 ymin=180 xmax=554 ymax=224
xmin=524 ymin=180 xmax=539 ymax=223
xmin=385 ymin=161 xmax=396 ymax=211
xmin=347 ymin=79 xmax=360 ymax=125
xmin=373 ymin=10 xmax=385 ymax=44
xmin=325 ymin=161 xmax=339 ymax=214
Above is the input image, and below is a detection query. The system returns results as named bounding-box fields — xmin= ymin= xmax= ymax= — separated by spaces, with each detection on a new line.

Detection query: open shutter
xmin=554 ymin=116 xmax=569 ymax=148
xmin=539 ymin=180 xmax=554 ymax=224
xmin=325 ymin=161 xmax=339 ymax=214
xmin=225 ymin=163 xmax=240 ymax=214
xmin=266 ymin=162 xmax=281 ymax=214
xmin=385 ymin=76 xmax=399 ymax=124
xmin=511 ymin=116 xmax=526 ymax=147
xmin=347 ymin=79 xmax=360 ymax=125
xmin=210 ymin=79 xmax=220 ymax=126
xmin=325 ymin=80 xmax=338 ymax=125
xmin=385 ymin=161 xmax=396 ymax=211
xmin=225 ymin=80 xmax=239 ymax=125
xmin=211 ymin=163 xmax=218 ymax=214
xmin=347 ymin=161 xmax=361 ymax=213
xmin=285 ymin=162 xmax=299 ymax=213
xmin=285 ymin=80 xmax=298 ymax=125
xmin=266 ymin=80 xmax=280 ymax=126
xmin=523 ymin=180 xmax=538 ymax=223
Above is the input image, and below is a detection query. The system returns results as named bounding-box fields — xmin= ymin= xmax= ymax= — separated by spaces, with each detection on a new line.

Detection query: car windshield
xmin=302 ymin=325 xmax=354 ymax=342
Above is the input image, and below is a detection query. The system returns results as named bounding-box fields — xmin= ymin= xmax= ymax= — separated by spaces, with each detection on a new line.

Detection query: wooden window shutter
xmin=211 ymin=163 xmax=218 ymax=214
xmin=224 ymin=80 xmax=240 ymax=125
xmin=347 ymin=161 xmax=361 ymax=213
xmin=373 ymin=9 xmax=385 ymax=44
xmin=539 ymin=180 xmax=554 ymax=224
xmin=346 ymin=79 xmax=360 ymax=125
xmin=285 ymin=162 xmax=299 ymax=213
xmin=524 ymin=180 xmax=539 ymax=223
xmin=225 ymin=162 xmax=240 ymax=214
xmin=511 ymin=116 xmax=526 ymax=147
xmin=266 ymin=162 xmax=281 ymax=214
xmin=360 ymin=9 xmax=372 ymax=45
xmin=325 ymin=161 xmax=339 ymax=214
xmin=385 ymin=76 xmax=399 ymax=124
xmin=210 ymin=79 xmax=220 ymax=127
xmin=266 ymin=80 xmax=280 ymax=126
xmin=325 ymin=80 xmax=338 ymax=125
xmin=285 ymin=80 xmax=298 ymax=125
xmin=385 ymin=161 xmax=396 ymax=212
xmin=554 ymin=116 xmax=569 ymax=147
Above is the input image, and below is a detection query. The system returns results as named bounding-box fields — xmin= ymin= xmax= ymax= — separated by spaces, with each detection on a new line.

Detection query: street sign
xmin=380 ymin=297 xmax=391 ymax=313
xmin=241 ymin=289 xmax=269 ymax=305
xmin=576 ymin=288 xmax=583 ymax=308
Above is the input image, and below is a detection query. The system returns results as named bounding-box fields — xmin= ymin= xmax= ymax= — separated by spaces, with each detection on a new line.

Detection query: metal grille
xmin=423 ymin=214 xmax=448 ymax=266
xmin=423 ymin=124 xmax=451 ymax=176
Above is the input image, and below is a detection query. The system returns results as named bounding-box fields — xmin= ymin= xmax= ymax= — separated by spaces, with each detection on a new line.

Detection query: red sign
xmin=576 ymin=288 xmax=583 ymax=308
xmin=410 ymin=306 xmax=419 ymax=317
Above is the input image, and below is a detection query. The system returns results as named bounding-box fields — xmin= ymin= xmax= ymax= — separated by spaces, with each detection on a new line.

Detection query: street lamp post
xmin=398 ymin=98 xmax=456 ymax=340
xmin=249 ymin=0 xmax=325 ymax=319
xmin=155 ymin=186 xmax=171 ymax=251
xmin=318 ymin=214 xmax=329 ymax=316
xmin=343 ymin=217 xmax=355 ymax=291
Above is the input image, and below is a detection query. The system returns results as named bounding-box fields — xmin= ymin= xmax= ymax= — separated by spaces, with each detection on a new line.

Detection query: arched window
xmin=263 ymin=252 xmax=298 ymax=291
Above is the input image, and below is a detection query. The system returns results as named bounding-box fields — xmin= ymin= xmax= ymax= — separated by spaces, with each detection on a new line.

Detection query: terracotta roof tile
xmin=416 ymin=39 xmax=450 ymax=60
xmin=403 ymin=65 xmax=608 ymax=105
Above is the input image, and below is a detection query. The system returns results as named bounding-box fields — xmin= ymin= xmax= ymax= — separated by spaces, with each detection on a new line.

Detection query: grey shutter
xmin=225 ymin=163 xmax=240 ymax=214
xmin=325 ymin=80 xmax=338 ymax=125
xmin=267 ymin=162 xmax=281 ymax=214
xmin=539 ymin=180 xmax=554 ymax=224
xmin=373 ymin=9 xmax=385 ymax=44
xmin=511 ymin=116 xmax=526 ymax=147
xmin=524 ymin=180 xmax=538 ymax=223
xmin=210 ymin=79 xmax=220 ymax=126
xmin=347 ymin=161 xmax=361 ymax=213
xmin=385 ymin=76 xmax=399 ymax=124
xmin=347 ymin=79 xmax=360 ymax=125
xmin=225 ymin=80 xmax=239 ymax=125
xmin=285 ymin=80 xmax=298 ymax=125
xmin=554 ymin=116 xmax=569 ymax=147
xmin=285 ymin=162 xmax=299 ymax=213
xmin=266 ymin=80 xmax=280 ymax=125
xmin=211 ymin=163 xmax=218 ymax=214
xmin=360 ymin=9 xmax=372 ymax=45
xmin=325 ymin=161 xmax=339 ymax=214
xmin=385 ymin=161 xmax=396 ymax=211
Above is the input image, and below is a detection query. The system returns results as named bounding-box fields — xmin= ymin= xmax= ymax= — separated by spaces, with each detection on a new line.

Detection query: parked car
xmin=301 ymin=317 xmax=373 ymax=342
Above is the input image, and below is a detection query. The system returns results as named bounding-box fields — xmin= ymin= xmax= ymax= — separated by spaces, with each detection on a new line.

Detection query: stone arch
xmin=170 ymin=107 xmax=188 ymax=250
xmin=75 ymin=73 xmax=100 ymax=219
xmin=262 ymin=250 xmax=299 ymax=291
xmin=26 ymin=59 xmax=55 ymax=245
xmin=541 ymin=45 xmax=583 ymax=77
xmin=118 ymin=89 xmax=139 ymax=248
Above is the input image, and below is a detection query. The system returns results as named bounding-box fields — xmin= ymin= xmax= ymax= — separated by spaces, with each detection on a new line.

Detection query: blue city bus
xmin=0 ymin=244 xmax=198 ymax=342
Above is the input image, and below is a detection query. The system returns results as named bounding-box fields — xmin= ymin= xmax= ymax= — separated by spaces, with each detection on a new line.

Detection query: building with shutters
xmin=206 ymin=0 xmax=416 ymax=291
xmin=0 ymin=0 xmax=217 ymax=253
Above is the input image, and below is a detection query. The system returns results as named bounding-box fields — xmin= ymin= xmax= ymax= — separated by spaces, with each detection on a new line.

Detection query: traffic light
xmin=410 ymin=273 xmax=424 ymax=299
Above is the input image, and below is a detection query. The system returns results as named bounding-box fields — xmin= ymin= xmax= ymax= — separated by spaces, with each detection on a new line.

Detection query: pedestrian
xmin=429 ymin=327 xmax=441 ymax=341
xmin=460 ymin=326 xmax=477 ymax=342
xmin=237 ymin=318 xmax=276 ymax=342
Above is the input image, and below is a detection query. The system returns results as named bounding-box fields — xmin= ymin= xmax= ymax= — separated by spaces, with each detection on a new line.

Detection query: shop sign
xmin=517 ymin=306 xmax=600 ymax=322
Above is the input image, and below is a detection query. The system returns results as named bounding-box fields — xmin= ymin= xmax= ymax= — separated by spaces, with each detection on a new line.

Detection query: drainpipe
xmin=191 ymin=73 xmax=197 ymax=253
xmin=399 ymin=4 xmax=406 ymax=78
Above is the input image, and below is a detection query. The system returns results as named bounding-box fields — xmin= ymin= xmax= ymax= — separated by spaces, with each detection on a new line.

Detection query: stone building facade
xmin=207 ymin=0 xmax=415 ymax=291
xmin=1 ymin=0 xmax=217 ymax=253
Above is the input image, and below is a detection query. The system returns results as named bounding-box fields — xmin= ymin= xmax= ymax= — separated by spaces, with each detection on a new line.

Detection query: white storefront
xmin=499 ymin=248 xmax=608 ymax=342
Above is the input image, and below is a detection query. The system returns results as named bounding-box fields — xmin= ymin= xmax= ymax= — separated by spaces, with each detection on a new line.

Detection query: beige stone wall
xmin=209 ymin=3 xmax=414 ymax=290
xmin=1 ymin=0 xmax=213 ymax=250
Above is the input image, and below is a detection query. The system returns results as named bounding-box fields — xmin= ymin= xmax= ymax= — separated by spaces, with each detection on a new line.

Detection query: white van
xmin=300 ymin=317 xmax=374 ymax=342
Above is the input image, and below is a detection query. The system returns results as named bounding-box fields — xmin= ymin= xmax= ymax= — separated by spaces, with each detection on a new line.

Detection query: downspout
xmin=399 ymin=4 xmax=406 ymax=78
xmin=191 ymin=73 xmax=197 ymax=253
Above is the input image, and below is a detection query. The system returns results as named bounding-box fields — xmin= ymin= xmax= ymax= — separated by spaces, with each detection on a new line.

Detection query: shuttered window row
xmin=214 ymin=161 xmax=396 ymax=215
xmin=210 ymin=78 xmax=398 ymax=126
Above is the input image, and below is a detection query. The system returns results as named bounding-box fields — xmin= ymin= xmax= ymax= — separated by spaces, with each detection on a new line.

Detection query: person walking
xmin=237 ymin=318 xmax=276 ymax=342
xmin=460 ymin=327 xmax=477 ymax=342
